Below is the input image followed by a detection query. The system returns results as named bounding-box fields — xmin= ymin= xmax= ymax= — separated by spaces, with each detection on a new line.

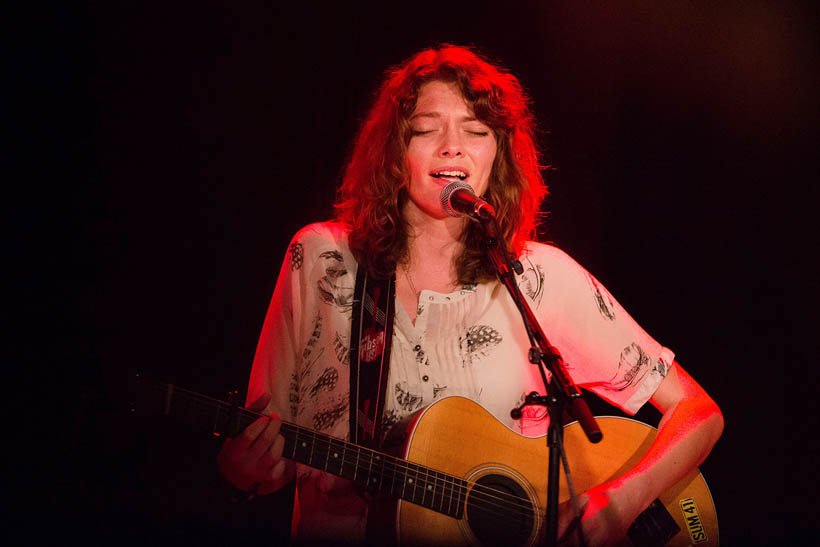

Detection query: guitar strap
xmin=349 ymin=268 xmax=396 ymax=448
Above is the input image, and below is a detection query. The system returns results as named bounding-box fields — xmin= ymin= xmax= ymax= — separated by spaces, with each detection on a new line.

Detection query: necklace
xmin=401 ymin=261 xmax=420 ymax=299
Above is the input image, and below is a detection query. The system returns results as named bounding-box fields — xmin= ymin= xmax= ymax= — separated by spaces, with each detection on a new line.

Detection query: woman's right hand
xmin=217 ymin=393 xmax=292 ymax=495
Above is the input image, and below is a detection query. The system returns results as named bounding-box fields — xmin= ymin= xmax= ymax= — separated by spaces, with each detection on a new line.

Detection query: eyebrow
xmin=409 ymin=112 xmax=479 ymax=122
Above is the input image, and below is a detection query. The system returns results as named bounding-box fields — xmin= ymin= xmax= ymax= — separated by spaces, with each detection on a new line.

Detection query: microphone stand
xmin=477 ymin=215 xmax=602 ymax=547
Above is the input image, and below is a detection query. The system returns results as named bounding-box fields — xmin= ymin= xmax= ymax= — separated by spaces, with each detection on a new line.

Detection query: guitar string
xmin=142 ymin=382 xmax=545 ymax=521
xmin=192 ymin=399 xmax=536 ymax=523
xmin=139 ymin=381 xmax=717 ymax=542
xmin=278 ymin=421 xmax=535 ymax=520
xmin=144 ymin=383 xmax=536 ymax=518
xmin=184 ymin=401 xmax=535 ymax=523
xmin=144 ymin=383 xmax=540 ymax=521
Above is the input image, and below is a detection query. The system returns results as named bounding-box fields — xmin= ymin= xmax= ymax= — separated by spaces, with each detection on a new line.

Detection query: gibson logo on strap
xmin=360 ymin=328 xmax=386 ymax=363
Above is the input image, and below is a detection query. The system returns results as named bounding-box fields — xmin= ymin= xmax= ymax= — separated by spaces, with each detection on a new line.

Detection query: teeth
xmin=433 ymin=170 xmax=467 ymax=179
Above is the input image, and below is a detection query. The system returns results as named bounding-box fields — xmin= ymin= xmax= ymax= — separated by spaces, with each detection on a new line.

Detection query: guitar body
xmin=392 ymin=397 xmax=717 ymax=546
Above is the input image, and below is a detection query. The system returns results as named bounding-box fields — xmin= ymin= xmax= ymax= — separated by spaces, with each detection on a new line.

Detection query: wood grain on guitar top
xmin=396 ymin=397 xmax=717 ymax=546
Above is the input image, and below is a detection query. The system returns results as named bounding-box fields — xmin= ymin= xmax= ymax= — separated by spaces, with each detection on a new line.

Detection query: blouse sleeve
xmin=246 ymin=225 xmax=322 ymax=420
xmin=525 ymin=244 xmax=675 ymax=415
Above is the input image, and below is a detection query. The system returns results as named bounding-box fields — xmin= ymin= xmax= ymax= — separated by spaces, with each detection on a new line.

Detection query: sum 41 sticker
xmin=679 ymin=497 xmax=708 ymax=544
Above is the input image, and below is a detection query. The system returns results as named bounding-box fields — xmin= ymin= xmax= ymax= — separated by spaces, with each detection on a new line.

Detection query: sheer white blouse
xmin=248 ymin=221 xmax=674 ymax=542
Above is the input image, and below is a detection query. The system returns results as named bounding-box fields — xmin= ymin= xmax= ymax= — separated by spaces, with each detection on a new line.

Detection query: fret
xmin=205 ymin=404 xmax=249 ymax=438
xmin=309 ymin=433 xmax=328 ymax=470
xmin=363 ymin=452 xmax=381 ymax=492
xmin=417 ymin=465 xmax=428 ymax=505
xmin=317 ymin=435 xmax=331 ymax=468
xmin=389 ymin=456 xmax=400 ymax=498
xmin=445 ymin=471 xmax=453 ymax=516
xmin=290 ymin=427 xmax=299 ymax=459
xmin=405 ymin=462 xmax=420 ymax=504
xmin=281 ymin=425 xmax=296 ymax=457
xmin=340 ymin=444 xmax=358 ymax=481
xmin=377 ymin=453 xmax=386 ymax=493
xmin=363 ymin=450 xmax=378 ymax=490
xmin=415 ymin=464 xmax=426 ymax=505
xmin=292 ymin=427 xmax=314 ymax=463
xmin=421 ymin=466 xmax=434 ymax=508
xmin=324 ymin=437 xmax=344 ymax=476
xmin=432 ymin=469 xmax=444 ymax=513
xmin=339 ymin=443 xmax=349 ymax=480
xmin=365 ymin=451 xmax=375 ymax=489
xmin=415 ymin=465 xmax=426 ymax=505
xmin=418 ymin=465 xmax=428 ymax=507
xmin=322 ymin=435 xmax=331 ymax=471
xmin=413 ymin=466 xmax=424 ymax=505
xmin=454 ymin=478 xmax=466 ymax=519
xmin=306 ymin=431 xmax=318 ymax=468
xmin=400 ymin=461 xmax=408 ymax=500
xmin=355 ymin=450 xmax=370 ymax=486
xmin=442 ymin=473 xmax=458 ymax=518
xmin=443 ymin=472 xmax=453 ymax=516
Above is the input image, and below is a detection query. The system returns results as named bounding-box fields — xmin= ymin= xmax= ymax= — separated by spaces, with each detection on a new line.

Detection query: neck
xmin=402 ymin=201 xmax=468 ymax=268
xmin=397 ymin=203 xmax=469 ymax=305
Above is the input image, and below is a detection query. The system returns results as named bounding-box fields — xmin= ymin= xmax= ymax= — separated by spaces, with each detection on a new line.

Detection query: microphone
xmin=439 ymin=181 xmax=496 ymax=219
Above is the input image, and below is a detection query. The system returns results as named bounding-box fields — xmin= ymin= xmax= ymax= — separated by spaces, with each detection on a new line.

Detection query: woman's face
xmin=404 ymin=81 xmax=497 ymax=220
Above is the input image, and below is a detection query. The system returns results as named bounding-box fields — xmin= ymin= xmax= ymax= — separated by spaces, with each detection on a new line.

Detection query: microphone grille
xmin=439 ymin=180 xmax=474 ymax=217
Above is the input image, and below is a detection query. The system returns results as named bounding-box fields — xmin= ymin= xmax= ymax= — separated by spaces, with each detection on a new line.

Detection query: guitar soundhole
xmin=465 ymin=473 xmax=534 ymax=546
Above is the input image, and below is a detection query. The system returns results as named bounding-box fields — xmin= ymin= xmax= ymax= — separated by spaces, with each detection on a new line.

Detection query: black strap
xmin=349 ymin=268 xmax=396 ymax=448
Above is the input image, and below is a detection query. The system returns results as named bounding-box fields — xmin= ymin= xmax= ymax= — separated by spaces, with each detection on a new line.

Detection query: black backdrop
xmin=20 ymin=1 xmax=818 ymax=545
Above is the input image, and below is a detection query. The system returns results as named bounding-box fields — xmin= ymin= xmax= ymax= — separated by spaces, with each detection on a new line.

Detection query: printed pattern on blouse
xmin=333 ymin=332 xmax=350 ymax=365
xmin=585 ymin=271 xmax=616 ymax=321
xmin=460 ymin=324 xmax=503 ymax=366
xmin=518 ymin=256 xmax=546 ymax=307
xmin=606 ymin=343 xmax=669 ymax=392
xmin=312 ymin=395 xmax=348 ymax=432
xmin=289 ymin=242 xmax=304 ymax=271
xmin=317 ymin=249 xmax=354 ymax=311
xmin=394 ymin=381 xmax=424 ymax=412
xmin=249 ymin=222 xmax=674 ymax=541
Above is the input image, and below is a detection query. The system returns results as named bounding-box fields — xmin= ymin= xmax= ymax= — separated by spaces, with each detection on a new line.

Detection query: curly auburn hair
xmin=334 ymin=45 xmax=546 ymax=283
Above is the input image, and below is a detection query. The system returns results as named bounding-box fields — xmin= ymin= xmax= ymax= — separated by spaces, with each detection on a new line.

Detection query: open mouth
xmin=430 ymin=170 xmax=468 ymax=182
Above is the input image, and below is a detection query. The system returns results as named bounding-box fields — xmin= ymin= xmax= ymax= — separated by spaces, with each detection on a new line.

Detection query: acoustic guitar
xmin=133 ymin=376 xmax=718 ymax=545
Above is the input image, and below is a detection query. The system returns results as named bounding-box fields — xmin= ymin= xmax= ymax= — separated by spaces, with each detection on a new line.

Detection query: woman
xmin=219 ymin=45 xmax=723 ymax=545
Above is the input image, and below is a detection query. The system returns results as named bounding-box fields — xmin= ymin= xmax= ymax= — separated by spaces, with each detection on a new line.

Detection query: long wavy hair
xmin=335 ymin=45 xmax=546 ymax=283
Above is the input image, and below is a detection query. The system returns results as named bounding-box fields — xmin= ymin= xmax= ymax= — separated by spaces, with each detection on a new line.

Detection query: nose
xmin=437 ymin=125 xmax=462 ymax=157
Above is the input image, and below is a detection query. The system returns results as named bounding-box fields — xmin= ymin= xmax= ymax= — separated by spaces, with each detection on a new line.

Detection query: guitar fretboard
xmin=136 ymin=378 xmax=467 ymax=519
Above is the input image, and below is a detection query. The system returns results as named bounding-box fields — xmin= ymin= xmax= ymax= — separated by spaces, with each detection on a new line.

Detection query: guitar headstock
xmin=128 ymin=373 xmax=253 ymax=438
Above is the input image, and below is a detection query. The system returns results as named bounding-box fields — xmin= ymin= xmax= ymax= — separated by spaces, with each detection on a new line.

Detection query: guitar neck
xmin=136 ymin=378 xmax=466 ymax=519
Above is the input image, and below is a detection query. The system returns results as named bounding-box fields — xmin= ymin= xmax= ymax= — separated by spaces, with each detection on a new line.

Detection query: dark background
xmin=18 ymin=1 xmax=818 ymax=545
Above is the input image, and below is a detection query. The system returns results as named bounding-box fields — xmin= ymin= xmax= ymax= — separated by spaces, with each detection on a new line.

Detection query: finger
xmin=557 ymin=495 xmax=588 ymax=541
xmin=246 ymin=393 xmax=272 ymax=413
xmin=230 ymin=416 xmax=272 ymax=454
xmin=270 ymin=433 xmax=285 ymax=461
xmin=557 ymin=513 xmax=576 ymax=543
xmin=248 ymin=414 xmax=282 ymax=460
xmin=270 ymin=458 xmax=287 ymax=481
xmin=259 ymin=434 xmax=286 ymax=471
xmin=558 ymin=516 xmax=581 ymax=546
